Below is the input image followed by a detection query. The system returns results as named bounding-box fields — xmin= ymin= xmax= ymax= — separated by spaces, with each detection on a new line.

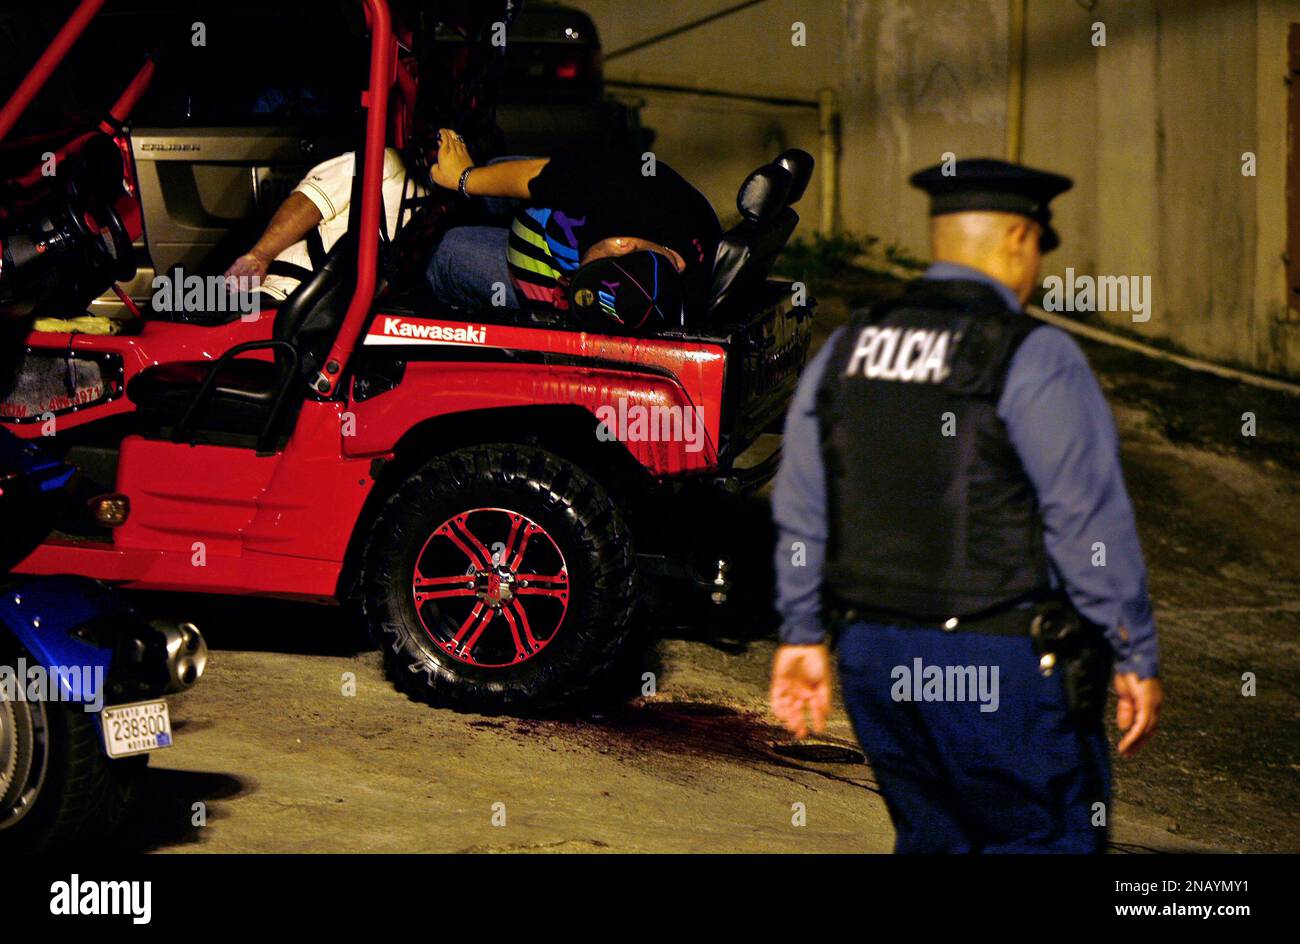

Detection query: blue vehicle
xmin=0 ymin=427 xmax=206 ymax=850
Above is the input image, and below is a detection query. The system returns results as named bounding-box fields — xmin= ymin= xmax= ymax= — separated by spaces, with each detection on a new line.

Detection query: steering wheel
xmin=0 ymin=163 xmax=137 ymax=319
xmin=63 ymin=182 xmax=137 ymax=284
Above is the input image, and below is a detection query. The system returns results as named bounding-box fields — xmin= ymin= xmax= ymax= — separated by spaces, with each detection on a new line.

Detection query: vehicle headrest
xmin=775 ymin=149 xmax=815 ymax=205
xmin=736 ymin=164 xmax=793 ymax=224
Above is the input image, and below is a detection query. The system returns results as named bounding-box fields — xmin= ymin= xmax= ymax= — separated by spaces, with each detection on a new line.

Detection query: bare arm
xmin=428 ymin=128 xmax=548 ymax=199
xmin=248 ymin=192 xmax=323 ymax=263
xmin=462 ymin=159 xmax=550 ymax=199
xmin=223 ymin=192 xmax=323 ymax=282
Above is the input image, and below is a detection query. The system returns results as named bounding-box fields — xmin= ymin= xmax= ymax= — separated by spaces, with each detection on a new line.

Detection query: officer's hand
xmin=770 ymin=644 xmax=831 ymax=739
xmin=1114 ymin=672 xmax=1163 ymax=756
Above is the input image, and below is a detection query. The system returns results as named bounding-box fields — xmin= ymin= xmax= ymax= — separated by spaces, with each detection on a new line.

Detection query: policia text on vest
xmin=844 ymin=325 xmax=955 ymax=383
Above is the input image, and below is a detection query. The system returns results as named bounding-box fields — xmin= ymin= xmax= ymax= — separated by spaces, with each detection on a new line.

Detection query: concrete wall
xmin=569 ymin=0 xmax=1300 ymax=377
xmin=839 ymin=0 xmax=1010 ymax=253
xmin=1254 ymin=0 xmax=1300 ymax=374
xmin=1023 ymin=0 xmax=1300 ymax=379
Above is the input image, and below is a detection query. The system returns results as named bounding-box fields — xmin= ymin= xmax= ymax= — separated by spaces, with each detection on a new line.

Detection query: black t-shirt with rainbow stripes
xmin=506 ymin=149 xmax=720 ymax=312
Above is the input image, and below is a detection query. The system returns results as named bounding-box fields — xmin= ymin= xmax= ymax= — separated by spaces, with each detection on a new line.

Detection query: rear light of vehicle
xmin=553 ymin=49 xmax=602 ymax=85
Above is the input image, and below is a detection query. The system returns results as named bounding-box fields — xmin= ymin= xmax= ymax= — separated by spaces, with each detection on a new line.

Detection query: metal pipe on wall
xmin=1006 ymin=0 xmax=1027 ymax=162
xmin=819 ymin=88 xmax=840 ymax=235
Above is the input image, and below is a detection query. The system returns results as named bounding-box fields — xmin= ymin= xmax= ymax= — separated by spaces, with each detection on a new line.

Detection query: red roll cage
xmin=0 ymin=0 xmax=396 ymax=396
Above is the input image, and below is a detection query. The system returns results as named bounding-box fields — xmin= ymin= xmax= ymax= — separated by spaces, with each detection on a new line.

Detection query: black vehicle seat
xmin=128 ymin=234 xmax=358 ymax=436
xmin=705 ymin=148 xmax=814 ymax=320
xmin=269 ymin=230 xmax=358 ymax=380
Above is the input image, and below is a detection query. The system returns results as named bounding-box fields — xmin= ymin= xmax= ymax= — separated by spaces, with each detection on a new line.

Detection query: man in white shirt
xmin=223 ymin=147 xmax=423 ymax=308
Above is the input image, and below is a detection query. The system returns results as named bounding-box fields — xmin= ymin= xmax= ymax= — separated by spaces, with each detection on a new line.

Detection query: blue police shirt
xmin=773 ymin=262 xmax=1160 ymax=679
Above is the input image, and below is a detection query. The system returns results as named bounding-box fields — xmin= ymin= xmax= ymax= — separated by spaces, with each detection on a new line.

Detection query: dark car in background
xmin=455 ymin=2 xmax=651 ymax=155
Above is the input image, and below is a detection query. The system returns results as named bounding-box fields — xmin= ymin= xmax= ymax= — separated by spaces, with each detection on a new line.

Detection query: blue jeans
xmin=426 ymin=156 xmax=529 ymax=310
xmin=837 ymin=621 xmax=1111 ymax=853
xmin=427 ymin=225 xmax=519 ymax=309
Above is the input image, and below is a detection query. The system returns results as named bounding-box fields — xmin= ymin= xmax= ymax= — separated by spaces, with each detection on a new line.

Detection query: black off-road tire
xmin=360 ymin=444 xmax=637 ymax=711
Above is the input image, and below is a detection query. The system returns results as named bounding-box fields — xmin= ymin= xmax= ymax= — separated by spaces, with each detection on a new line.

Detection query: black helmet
xmin=566 ymin=251 xmax=684 ymax=334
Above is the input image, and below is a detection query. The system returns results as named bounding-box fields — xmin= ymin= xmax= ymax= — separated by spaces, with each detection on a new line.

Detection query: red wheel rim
xmin=411 ymin=507 xmax=570 ymax=668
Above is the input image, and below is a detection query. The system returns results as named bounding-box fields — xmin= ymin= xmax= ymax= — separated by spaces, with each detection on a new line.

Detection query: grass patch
xmin=773 ymin=232 xmax=880 ymax=282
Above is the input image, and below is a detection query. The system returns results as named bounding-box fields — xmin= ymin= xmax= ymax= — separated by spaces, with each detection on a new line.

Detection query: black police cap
xmin=909 ymin=158 xmax=1073 ymax=252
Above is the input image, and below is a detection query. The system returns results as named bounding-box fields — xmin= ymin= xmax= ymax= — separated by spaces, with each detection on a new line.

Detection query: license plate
xmin=101 ymin=699 xmax=174 ymax=759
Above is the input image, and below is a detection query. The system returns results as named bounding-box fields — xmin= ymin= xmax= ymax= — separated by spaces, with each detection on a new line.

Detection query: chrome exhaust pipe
xmin=147 ymin=620 xmax=207 ymax=693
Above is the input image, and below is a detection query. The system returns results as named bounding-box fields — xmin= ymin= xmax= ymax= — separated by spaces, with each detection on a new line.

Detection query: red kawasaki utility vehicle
xmin=0 ymin=0 xmax=814 ymax=709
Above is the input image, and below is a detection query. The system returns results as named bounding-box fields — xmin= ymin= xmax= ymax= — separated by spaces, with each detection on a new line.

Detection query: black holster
xmin=1029 ymin=599 xmax=1112 ymax=721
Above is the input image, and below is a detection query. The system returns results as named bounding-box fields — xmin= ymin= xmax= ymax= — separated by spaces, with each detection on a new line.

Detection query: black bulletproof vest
xmin=815 ymin=278 xmax=1051 ymax=621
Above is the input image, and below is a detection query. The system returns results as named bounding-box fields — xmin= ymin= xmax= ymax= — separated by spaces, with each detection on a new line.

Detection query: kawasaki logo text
xmin=381 ymin=318 xmax=486 ymax=344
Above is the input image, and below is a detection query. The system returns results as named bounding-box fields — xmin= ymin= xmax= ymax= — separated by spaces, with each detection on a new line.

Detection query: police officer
xmin=769 ymin=159 xmax=1164 ymax=853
